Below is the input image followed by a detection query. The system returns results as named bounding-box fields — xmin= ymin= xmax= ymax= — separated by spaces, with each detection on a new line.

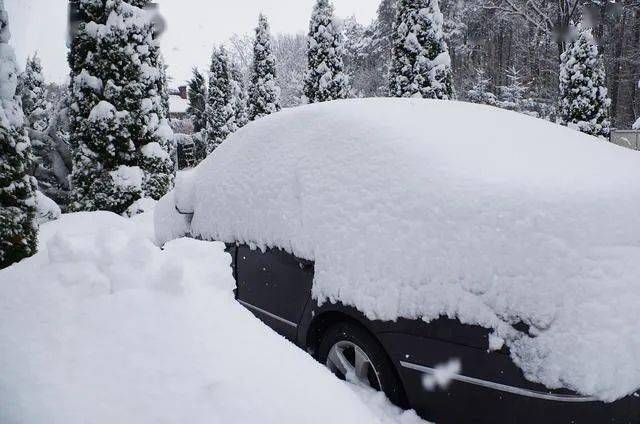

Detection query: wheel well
xmin=306 ymin=310 xmax=410 ymax=409
xmin=305 ymin=311 xmax=368 ymax=358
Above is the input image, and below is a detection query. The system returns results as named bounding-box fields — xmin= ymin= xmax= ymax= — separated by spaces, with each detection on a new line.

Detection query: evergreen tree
xmin=355 ymin=0 xmax=397 ymax=97
xmin=467 ymin=68 xmax=496 ymax=106
xmin=303 ymin=0 xmax=350 ymax=103
xmin=558 ymin=25 xmax=611 ymax=139
xmin=498 ymin=66 xmax=528 ymax=112
xmin=20 ymin=53 xmax=49 ymax=131
xmin=342 ymin=16 xmax=373 ymax=98
xmin=248 ymin=14 xmax=281 ymax=120
xmin=187 ymin=67 xmax=208 ymax=133
xmin=158 ymin=54 xmax=170 ymax=117
xmin=230 ymin=61 xmax=249 ymax=129
xmin=0 ymin=0 xmax=38 ymax=268
xmin=205 ymin=46 xmax=235 ymax=153
xmin=67 ymin=0 xmax=174 ymax=214
xmin=389 ymin=0 xmax=454 ymax=99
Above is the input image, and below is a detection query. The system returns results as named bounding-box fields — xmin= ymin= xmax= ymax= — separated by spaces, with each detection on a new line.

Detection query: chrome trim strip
xmin=399 ymin=361 xmax=598 ymax=403
xmin=237 ymin=299 xmax=298 ymax=328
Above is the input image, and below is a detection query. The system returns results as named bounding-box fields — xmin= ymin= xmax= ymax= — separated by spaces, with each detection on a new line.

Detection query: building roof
xmin=169 ymin=95 xmax=188 ymax=115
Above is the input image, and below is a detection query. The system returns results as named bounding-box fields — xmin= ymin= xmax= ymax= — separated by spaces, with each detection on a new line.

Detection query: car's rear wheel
xmin=317 ymin=321 xmax=407 ymax=407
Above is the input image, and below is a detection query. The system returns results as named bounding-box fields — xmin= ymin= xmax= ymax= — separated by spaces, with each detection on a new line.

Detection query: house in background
xmin=169 ymin=86 xmax=188 ymax=119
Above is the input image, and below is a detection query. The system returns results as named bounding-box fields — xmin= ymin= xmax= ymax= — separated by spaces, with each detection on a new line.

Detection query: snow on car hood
xmin=155 ymin=98 xmax=640 ymax=401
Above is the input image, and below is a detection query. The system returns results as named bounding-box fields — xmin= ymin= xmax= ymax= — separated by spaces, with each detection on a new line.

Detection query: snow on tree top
xmin=156 ymin=98 xmax=640 ymax=402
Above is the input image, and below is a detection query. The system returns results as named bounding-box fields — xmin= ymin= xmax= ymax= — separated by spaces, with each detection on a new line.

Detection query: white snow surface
xmin=141 ymin=141 xmax=171 ymax=161
xmin=0 ymin=211 xmax=425 ymax=424
xmin=110 ymin=165 xmax=143 ymax=191
xmin=125 ymin=196 xmax=158 ymax=217
xmin=35 ymin=190 xmax=61 ymax=223
xmin=156 ymin=98 xmax=640 ymax=401
xmin=169 ymin=94 xmax=188 ymax=114
xmin=88 ymin=100 xmax=116 ymax=121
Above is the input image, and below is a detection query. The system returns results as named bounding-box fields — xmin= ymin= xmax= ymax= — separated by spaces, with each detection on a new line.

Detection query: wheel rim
xmin=326 ymin=340 xmax=383 ymax=391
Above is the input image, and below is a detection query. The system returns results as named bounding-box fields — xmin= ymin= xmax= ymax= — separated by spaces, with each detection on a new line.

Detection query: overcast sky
xmin=5 ymin=0 xmax=378 ymax=86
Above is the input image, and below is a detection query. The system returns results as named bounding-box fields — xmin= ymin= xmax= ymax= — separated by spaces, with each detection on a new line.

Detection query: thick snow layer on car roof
xmin=155 ymin=98 xmax=640 ymax=401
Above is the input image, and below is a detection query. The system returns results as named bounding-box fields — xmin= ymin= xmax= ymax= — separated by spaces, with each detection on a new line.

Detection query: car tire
xmin=318 ymin=321 xmax=407 ymax=408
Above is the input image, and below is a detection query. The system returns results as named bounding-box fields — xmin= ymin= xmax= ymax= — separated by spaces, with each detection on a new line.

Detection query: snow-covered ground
xmin=0 ymin=211 xmax=426 ymax=424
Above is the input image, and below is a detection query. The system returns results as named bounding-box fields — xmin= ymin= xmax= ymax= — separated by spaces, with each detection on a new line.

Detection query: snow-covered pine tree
xmin=365 ymin=0 xmax=397 ymax=96
xmin=389 ymin=0 xmax=454 ymax=99
xmin=158 ymin=54 xmax=170 ymax=117
xmin=342 ymin=16 xmax=372 ymax=98
xmin=19 ymin=53 xmax=50 ymax=131
xmin=467 ymin=68 xmax=496 ymax=106
xmin=187 ymin=67 xmax=208 ymax=133
xmin=303 ymin=0 xmax=350 ymax=103
xmin=230 ymin=61 xmax=249 ymax=129
xmin=205 ymin=46 xmax=235 ymax=153
xmin=498 ymin=66 xmax=528 ymax=112
xmin=248 ymin=14 xmax=281 ymax=120
xmin=68 ymin=0 xmax=174 ymax=214
xmin=558 ymin=25 xmax=611 ymax=139
xmin=0 ymin=0 xmax=38 ymax=268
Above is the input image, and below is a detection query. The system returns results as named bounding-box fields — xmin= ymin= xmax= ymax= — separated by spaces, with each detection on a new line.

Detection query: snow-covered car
xmin=155 ymin=98 xmax=640 ymax=423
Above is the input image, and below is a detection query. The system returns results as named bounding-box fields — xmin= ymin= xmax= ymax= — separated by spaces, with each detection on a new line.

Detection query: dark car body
xmin=226 ymin=242 xmax=640 ymax=424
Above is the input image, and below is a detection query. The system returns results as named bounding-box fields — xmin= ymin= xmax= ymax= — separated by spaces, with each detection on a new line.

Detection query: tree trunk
xmin=609 ymin=11 xmax=628 ymax=127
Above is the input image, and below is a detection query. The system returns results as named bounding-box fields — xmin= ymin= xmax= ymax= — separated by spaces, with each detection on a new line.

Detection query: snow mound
xmin=156 ymin=98 xmax=640 ymax=401
xmin=125 ymin=196 xmax=157 ymax=217
xmin=35 ymin=190 xmax=61 ymax=223
xmin=0 ymin=211 xmax=425 ymax=424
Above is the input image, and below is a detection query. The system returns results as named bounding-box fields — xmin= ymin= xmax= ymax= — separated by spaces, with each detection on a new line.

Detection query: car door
xmin=235 ymin=244 xmax=314 ymax=341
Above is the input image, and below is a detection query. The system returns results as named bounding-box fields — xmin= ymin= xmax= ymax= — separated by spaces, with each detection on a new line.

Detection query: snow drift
xmin=0 ymin=212 xmax=424 ymax=424
xmin=155 ymin=98 xmax=640 ymax=401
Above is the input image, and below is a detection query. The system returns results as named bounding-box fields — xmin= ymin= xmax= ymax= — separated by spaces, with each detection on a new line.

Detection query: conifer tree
xmin=205 ymin=46 xmax=235 ymax=153
xmin=248 ymin=14 xmax=281 ymax=120
xmin=187 ymin=67 xmax=208 ymax=133
xmin=389 ymin=0 xmax=454 ymax=99
xmin=498 ymin=66 xmax=528 ymax=112
xmin=467 ymin=68 xmax=496 ymax=106
xmin=20 ymin=53 xmax=49 ymax=131
xmin=303 ymin=0 xmax=350 ymax=103
xmin=0 ymin=0 xmax=38 ymax=268
xmin=230 ymin=61 xmax=249 ymax=129
xmin=67 ymin=0 xmax=174 ymax=214
xmin=365 ymin=0 xmax=397 ymax=96
xmin=158 ymin=54 xmax=170 ymax=117
xmin=558 ymin=25 xmax=611 ymax=139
